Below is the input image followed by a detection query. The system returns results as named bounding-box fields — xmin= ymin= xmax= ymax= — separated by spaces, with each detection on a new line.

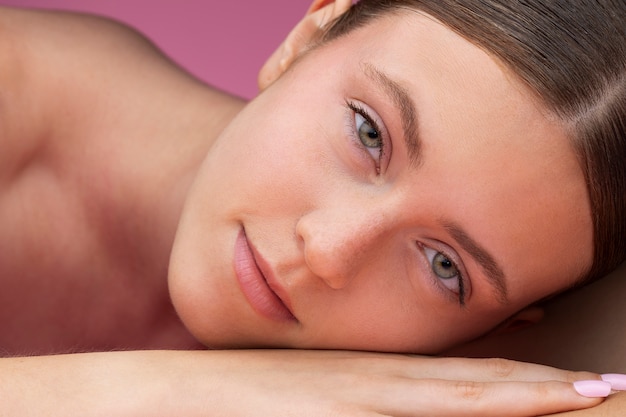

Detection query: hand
xmin=544 ymin=391 xmax=626 ymax=416
xmin=162 ymin=350 xmax=608 ymax=416
xmin=0 ymin=349 xmax=610 ymax=416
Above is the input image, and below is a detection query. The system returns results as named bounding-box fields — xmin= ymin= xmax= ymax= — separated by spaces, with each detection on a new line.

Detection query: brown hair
xmin=322 ymin=0 xmax=626 ymax=284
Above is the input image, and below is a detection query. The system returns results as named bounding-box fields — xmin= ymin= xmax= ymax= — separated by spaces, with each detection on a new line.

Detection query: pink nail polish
xmin=573 ymin=380 xmax=612 ymax=398
xmin=602 ymin=374 xmax=626 ymax=391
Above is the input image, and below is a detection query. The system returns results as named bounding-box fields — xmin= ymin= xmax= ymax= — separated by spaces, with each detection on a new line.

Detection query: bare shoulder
xmin=0 ymin=5 xmax=175 ymax=183
xmin=0 ymin=6 xmax=178 ymax=276
xmin=0 ymin=6 xmax=203 ymax=353
xmin=0 ymin=6 xmax=244 ymax=354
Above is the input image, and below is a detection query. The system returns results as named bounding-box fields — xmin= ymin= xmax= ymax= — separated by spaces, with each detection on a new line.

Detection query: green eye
xmin=431 ymin=252 xmax=459 ymax=279
xmin=422 ymin=245 xmax=466 ymax=305
xmin=347 ymin=101 xmax=385 ymax=171
xmin=356 ymin=113 xmax=382 ymax=149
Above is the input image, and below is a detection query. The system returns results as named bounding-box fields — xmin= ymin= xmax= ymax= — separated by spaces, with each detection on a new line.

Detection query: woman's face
xmin=169 ymin=11 xmax=592 ymax=353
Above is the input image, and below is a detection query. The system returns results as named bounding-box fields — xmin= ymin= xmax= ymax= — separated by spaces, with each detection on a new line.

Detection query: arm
xmin=0 ymin=350 xmax=608 ymax=416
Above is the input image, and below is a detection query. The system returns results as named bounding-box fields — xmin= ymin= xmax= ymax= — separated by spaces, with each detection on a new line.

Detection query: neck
xmin=142 ymin=87 xmax=246 ymax=280
xmin=91 ymin=86 xmax=247 ymax=350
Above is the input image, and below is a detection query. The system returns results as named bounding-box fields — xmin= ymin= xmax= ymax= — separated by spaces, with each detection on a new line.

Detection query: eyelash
xmin=346 ymin=100 xmax=386 ymax=173
xmin=418 ymin=243 xmax=468 ymax=306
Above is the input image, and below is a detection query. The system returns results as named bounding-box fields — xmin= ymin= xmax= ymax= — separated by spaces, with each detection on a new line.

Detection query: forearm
xmin=0 ymin=350 xmax=204 ymax=417
xmin=0 ymin=350 xmax=610 ymax=417
xmin=1 ymin=349 xmax=279 ymax=417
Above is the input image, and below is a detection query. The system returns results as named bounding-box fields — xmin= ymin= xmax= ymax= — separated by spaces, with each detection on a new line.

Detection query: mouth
xmin=234 ymin=228 xmax=297 ymax=323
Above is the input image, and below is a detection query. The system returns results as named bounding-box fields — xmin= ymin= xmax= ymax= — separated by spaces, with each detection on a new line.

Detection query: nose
xmin=295 ymin=203 xmax=393 ymax=289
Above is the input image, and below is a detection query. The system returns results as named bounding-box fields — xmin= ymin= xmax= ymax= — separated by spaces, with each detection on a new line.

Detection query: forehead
xmin=315 ymin=11 xmax=593 ymax=298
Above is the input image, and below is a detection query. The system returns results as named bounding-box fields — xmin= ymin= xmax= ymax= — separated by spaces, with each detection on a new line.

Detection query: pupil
xmin=433 ymin=252 xmax=457 ymax=279
xmin=359 ymin=122 xmax=378 ymax=141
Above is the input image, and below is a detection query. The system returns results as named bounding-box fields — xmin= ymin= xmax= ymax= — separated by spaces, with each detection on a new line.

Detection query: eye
xmin=346 ymin=101 xmax=387 ymax=172
xmin=355 ymin=112 xmax=382 ymax=153
xmin=422 ymin=246 xmax=466 ymax=305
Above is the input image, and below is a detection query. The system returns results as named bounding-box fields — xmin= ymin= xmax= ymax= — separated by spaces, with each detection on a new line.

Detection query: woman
xmin=0 ymin=0 xmax=624 ymax=415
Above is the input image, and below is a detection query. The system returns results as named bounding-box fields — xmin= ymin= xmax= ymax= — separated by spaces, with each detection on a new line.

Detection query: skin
xmin=1 ymin=4 xmax=624 ymax=416
xmin=0 ymin=6 xmax=220 ymax=353
xmin=169 ymin=10 xmax=593 ymax=353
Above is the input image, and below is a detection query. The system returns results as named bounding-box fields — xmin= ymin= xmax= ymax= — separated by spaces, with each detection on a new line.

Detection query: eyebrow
xmin=361 ymin=63 xmax=422 ymax=168
xmin=360 ymin=65 xmax=508 ymax=304
xmin=442 ymin=220 xmax=509 ymax=305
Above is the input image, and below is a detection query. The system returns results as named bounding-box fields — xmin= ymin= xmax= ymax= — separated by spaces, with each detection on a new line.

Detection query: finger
xmin=298 ymin=351 xmax=600 ymax=384
xmin=373 ymin=379 xmax=606 ymax=417
xmin=397 ymin=356 xmax=600 ymax=383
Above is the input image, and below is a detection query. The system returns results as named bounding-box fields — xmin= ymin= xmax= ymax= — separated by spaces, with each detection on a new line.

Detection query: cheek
xmin=208 ymin=102 xmax=342 ymax=208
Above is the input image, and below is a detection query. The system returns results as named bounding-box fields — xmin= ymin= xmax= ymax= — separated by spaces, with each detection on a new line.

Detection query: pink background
xmin=2 ymin=1 xmax=313 ymax=98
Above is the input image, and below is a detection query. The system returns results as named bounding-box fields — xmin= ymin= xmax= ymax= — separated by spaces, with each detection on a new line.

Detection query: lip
xmin=234 ymin=228 xmax=297 ymax=322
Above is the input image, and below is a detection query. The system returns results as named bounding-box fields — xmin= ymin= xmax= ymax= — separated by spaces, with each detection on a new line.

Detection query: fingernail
xmin=602 ymin=374 xmax=626 ymax=391
xmin=573 ymin=380 xmax=612 ymax=398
